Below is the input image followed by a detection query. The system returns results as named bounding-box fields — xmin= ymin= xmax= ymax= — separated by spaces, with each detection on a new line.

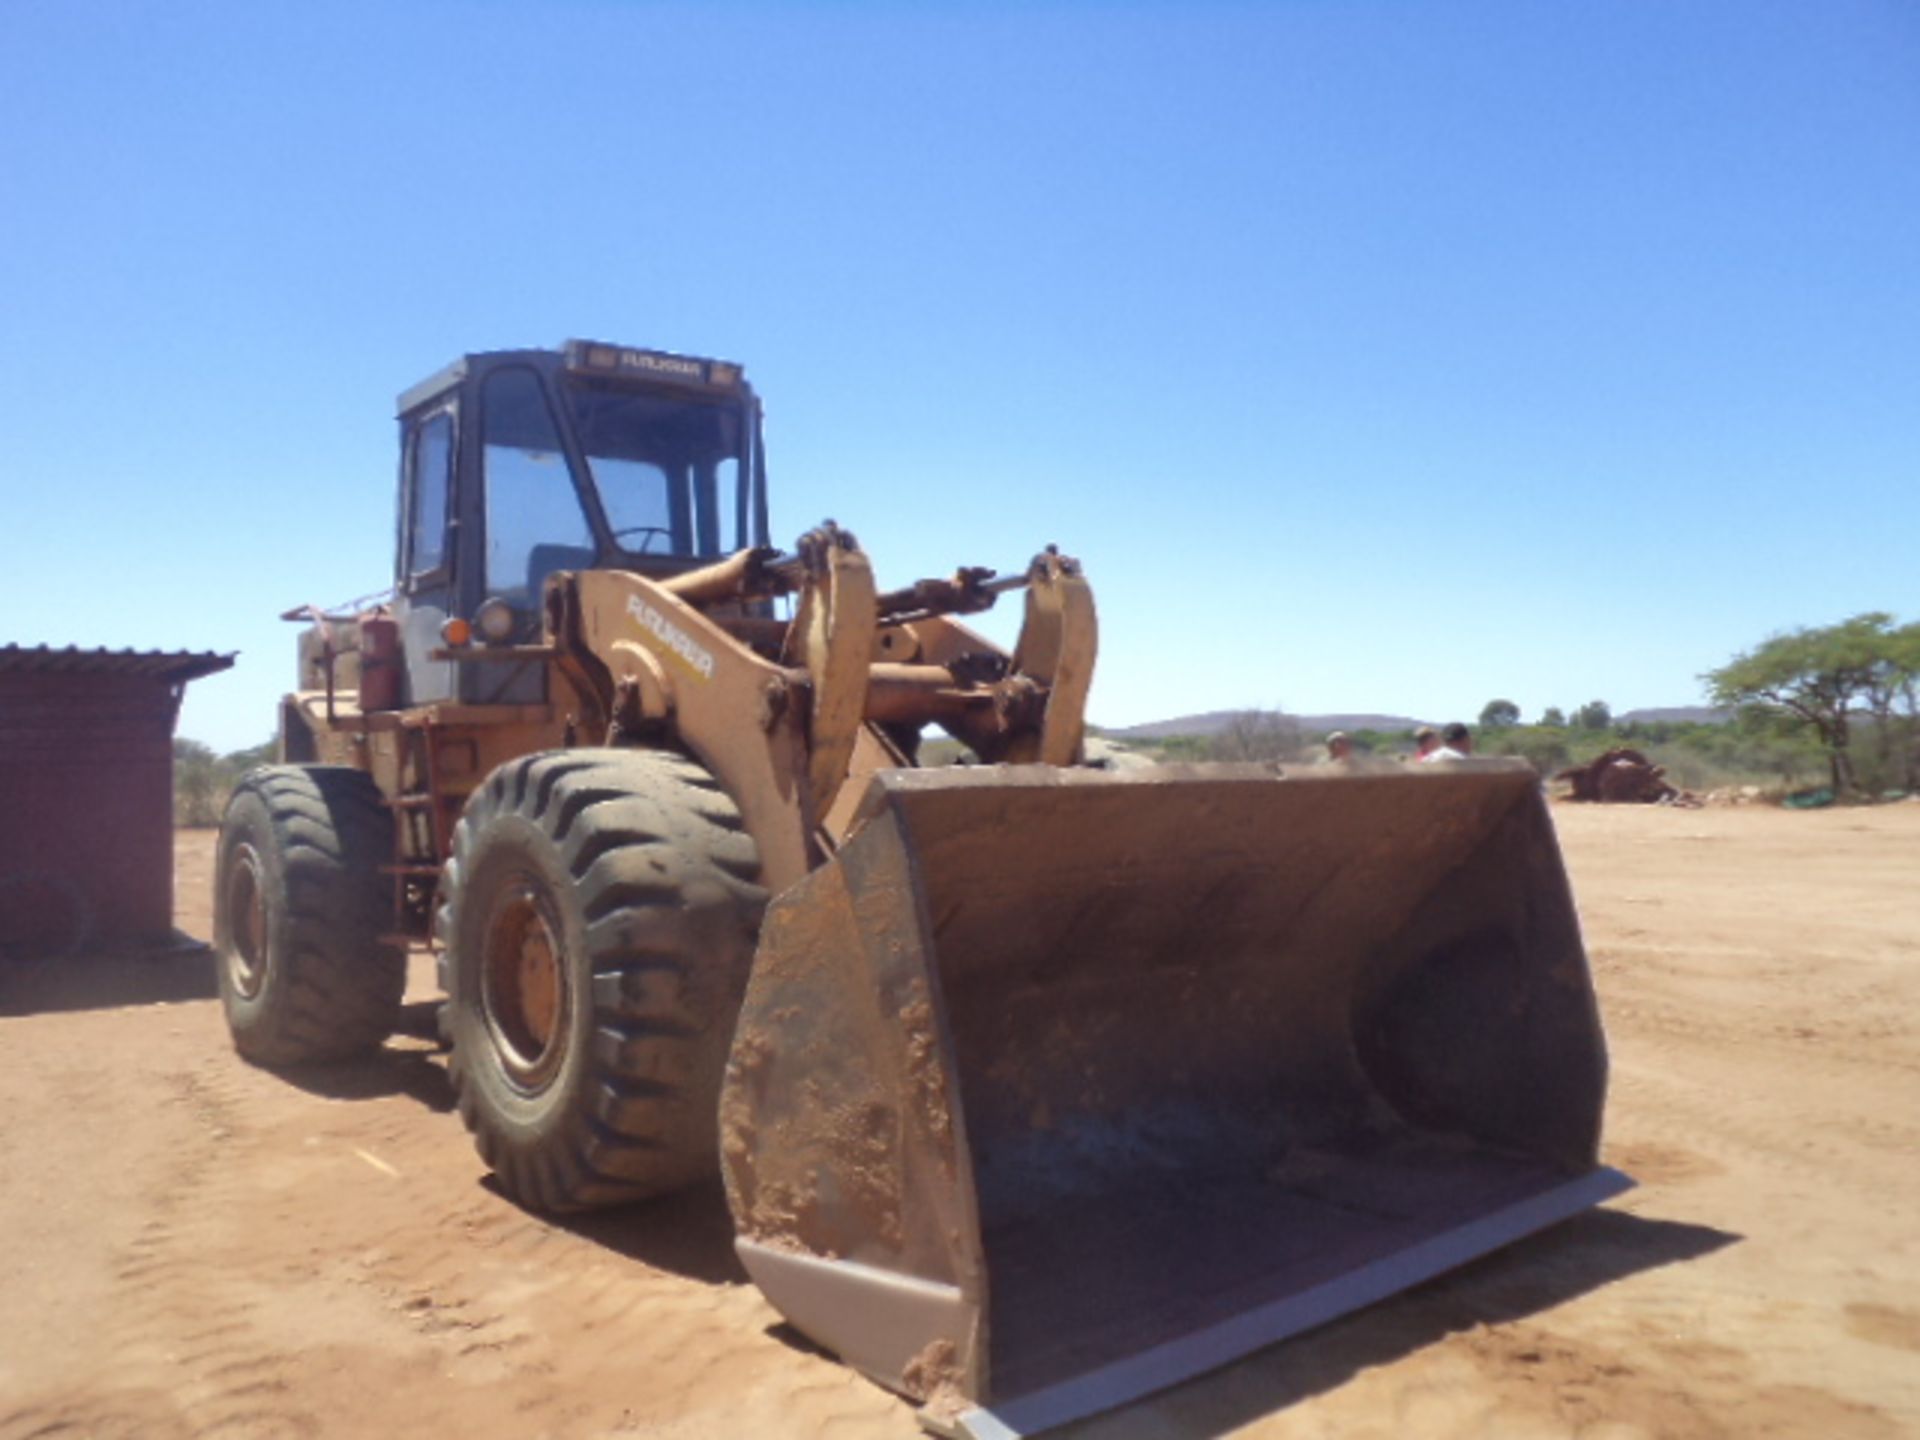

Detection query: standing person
xmin=1411 ymin=726 xmax=1439 ymax=762
xmin=1424 ymin=722 xmax=1472 ymax=762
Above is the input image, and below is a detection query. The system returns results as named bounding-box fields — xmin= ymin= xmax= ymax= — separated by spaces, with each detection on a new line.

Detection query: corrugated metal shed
xmin=0 ymin=644 xmax=235 ymax=682
xmin=0 ymin=645 xmax=235 ymax=956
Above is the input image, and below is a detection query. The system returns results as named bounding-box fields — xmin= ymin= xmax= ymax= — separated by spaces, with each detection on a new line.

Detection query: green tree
xmin=173 ymin=735 xmax=276 ymax=827
xmin=1484 ymin=728 xmax=1571 ymax=777
xmin=1207 ymin=709 xmax=1303 ymax=763
xmin=1574 ymin=700 xmax=1612 ymax=732
xmin=1478 ymin=698 xmax=1521 ymax=729
xmin=1539 ymin=706 xmax=1567 ymax=728
xmin=173 ymin=737 xmax=222 ymax=826
xmin=1897 ymin=623 xmax=1920 ymax=790
xmin=1703 ymin=613 xmax=1897 ymax=794
xmin=1856 ymin=618 xmax=1920 ymax=791
xmin=224 ymin=739 xmax=277 ymax=774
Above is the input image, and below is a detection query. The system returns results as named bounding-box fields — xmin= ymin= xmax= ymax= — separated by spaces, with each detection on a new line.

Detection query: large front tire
xmin=214 ymin=766 xmax=407 ymax=1065
xmin=440 ymin=750 xmax=766 ymax=1213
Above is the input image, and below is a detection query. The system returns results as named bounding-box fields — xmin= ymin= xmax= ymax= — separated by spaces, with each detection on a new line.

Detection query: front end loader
xmin=215 ymin=341 xmax=1628 ymax=1437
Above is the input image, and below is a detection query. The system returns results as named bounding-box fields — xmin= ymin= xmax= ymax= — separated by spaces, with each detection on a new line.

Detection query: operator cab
xmin=394 ymin=341 xmax=769 ymax=706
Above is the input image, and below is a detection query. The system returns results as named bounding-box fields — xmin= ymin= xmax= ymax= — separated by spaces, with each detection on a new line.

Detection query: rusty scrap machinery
xmin=1557 ymin=747 xmax=1688 ymax=805
xmin=216 ymin=341 xmax=1629 ymax=1437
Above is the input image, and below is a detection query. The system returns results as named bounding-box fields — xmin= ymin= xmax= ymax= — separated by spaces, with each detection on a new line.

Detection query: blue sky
xmin=3 ymin=1 xmax=1915 ymax=751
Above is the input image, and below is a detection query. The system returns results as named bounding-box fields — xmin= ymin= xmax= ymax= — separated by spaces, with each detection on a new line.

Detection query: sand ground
xmin=2 ymin=803 xmax=1916 ymax=1439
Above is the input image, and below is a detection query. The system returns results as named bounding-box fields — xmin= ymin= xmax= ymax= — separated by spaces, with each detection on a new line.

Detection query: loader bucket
xmin=720 ymin=761 xmax=1629 ymax=1436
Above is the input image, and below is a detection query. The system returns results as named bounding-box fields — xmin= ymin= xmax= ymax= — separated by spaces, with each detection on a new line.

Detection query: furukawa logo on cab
xmin=625 ymin=594 xmax=715 ymax=680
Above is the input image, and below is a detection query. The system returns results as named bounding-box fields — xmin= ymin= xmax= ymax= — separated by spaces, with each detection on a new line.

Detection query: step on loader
xmin=214 ymin=340 xmax=1629 ymax=1437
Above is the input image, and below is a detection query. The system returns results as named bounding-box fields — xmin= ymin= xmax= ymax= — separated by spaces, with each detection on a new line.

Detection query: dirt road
xmin=3 ymin=804 xmax=1916 ymax=1439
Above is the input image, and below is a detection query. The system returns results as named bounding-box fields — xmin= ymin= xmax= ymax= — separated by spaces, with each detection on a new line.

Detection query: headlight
xmin=474 ymin=597 xmax=518 ymax=645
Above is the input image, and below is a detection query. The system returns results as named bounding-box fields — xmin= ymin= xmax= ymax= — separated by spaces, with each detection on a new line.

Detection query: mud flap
xmin=720 ymin=761 xmax=1629 ymax=1431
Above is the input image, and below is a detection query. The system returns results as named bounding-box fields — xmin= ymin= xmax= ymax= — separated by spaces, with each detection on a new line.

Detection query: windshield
xmin=562 ymin=382 xmax=750 ymax=559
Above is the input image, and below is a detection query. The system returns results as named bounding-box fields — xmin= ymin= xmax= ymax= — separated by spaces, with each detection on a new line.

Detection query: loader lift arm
xmin=546 ymin=528 xmax=1097 ymax=894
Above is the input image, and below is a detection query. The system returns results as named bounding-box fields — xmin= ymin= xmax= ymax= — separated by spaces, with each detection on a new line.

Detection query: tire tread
xmin=215 ymin=765 xmax=406 ymax=1067
xmin=442 ymin=748 xmax=766 ymax=1212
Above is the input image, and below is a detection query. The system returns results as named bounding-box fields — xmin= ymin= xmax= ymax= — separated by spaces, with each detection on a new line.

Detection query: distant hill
xmin=1105 ymin=705 xmax=1733 ymax=739
xmin=1615 ymin=706 xmax=1734 ymax=725
xmin=1106 ymin=710 xmax=1426 ymax=740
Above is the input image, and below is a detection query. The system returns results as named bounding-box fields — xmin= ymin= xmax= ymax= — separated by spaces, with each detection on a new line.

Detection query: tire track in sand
xmin=1 ymin=1060 xmax=322 ymax=1440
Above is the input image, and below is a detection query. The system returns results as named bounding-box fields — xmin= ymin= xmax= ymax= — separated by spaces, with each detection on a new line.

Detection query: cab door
xmin=394 ymin=403 xmax=458 ymax=705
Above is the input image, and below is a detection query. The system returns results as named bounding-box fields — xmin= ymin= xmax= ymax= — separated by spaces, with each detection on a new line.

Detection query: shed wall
xmin=0 ymin=672 xmax=177 ymax=952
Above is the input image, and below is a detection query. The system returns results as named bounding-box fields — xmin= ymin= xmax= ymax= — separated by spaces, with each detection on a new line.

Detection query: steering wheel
xmin=611 ymin=525 xmax=673 ymax=555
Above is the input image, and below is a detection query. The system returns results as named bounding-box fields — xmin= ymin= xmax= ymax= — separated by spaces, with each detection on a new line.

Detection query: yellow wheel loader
xmin=215 ymin=340 xmax=1629 ymax=1436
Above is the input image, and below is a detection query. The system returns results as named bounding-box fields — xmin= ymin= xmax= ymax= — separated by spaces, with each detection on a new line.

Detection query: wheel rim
xmin=224 ymin=842 xmax=269 ymax=999
xmin=480 ymin=876 xmax=571 ymax=1091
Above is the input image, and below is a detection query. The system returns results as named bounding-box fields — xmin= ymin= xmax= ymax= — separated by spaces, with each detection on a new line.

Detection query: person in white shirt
xmin=1422 ymin=722 xmax=1472 ymax=762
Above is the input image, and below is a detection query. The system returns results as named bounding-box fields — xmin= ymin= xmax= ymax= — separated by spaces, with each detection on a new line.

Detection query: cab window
xmin=405 ymin=410 xmax=453 ymax=580
xmin=481 ymin=368 xmax=595 ymax=599
xmin=592 ymin=456 xmax=678 ymax=554
xmin=564 ymin=384 xmax=744 ymax=558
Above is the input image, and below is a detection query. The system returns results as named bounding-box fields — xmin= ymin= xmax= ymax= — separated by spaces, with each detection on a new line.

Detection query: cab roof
xmin=395 ymin=340 xmax=749 ymax=417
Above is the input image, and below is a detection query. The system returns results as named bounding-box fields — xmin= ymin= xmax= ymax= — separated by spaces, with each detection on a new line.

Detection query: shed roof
xmin=0 ymin=645 xmax=236 ymax=684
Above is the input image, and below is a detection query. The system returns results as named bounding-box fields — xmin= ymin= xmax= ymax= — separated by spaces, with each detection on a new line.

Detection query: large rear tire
xmin=214 ymin=765 xmax=407 ymax=1065
xmin=439 ymin=750 xmax=766 ymax=1213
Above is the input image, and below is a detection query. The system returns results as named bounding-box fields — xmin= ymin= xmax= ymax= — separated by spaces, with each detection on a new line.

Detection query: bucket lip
xmin=954 ymin=1165 xmax=1635 ymax=1440
xmin=871 ymin=756 xmax=1537 ymax=794
xmin=852 ymin=757 xmax=1540 ymax=823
